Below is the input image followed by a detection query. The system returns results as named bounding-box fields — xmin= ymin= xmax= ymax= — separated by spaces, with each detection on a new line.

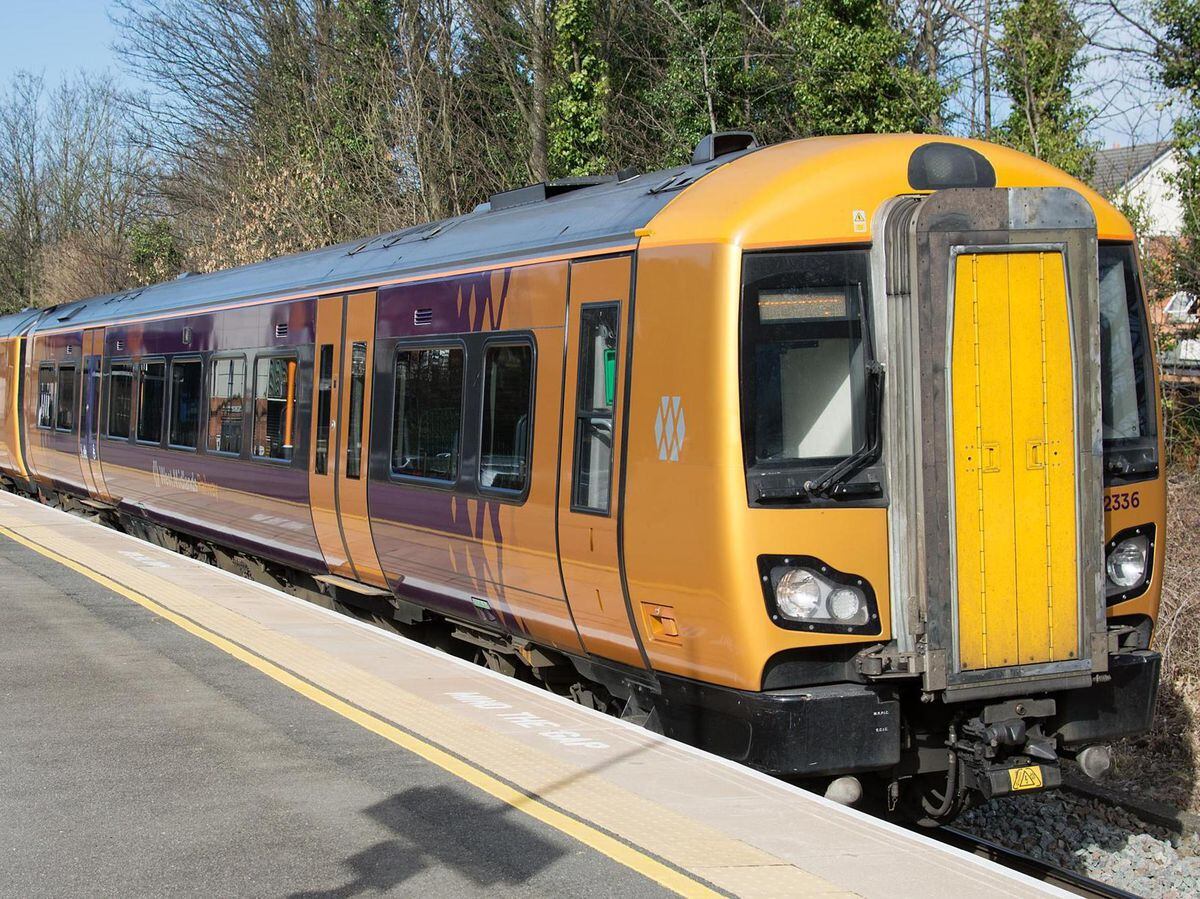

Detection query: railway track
xmin=933 ymin=825 xmax=1142 ymax=898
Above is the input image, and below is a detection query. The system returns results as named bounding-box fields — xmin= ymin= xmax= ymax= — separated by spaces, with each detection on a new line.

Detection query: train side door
xmin=80 ymin=327 xmax=109 ymax=499
xmin=309 ymin=291 xmax=387 ymax=587
xmin=556 ymin=256 xmax=649 ymax=670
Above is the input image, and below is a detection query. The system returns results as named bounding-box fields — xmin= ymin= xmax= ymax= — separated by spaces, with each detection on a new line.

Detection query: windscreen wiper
xmin=803 ymin=360 xmax=885 ymax=499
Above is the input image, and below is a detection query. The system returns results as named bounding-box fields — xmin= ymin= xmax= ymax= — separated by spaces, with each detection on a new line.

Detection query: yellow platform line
xmin=0 ymin=521 xmax=723 ymax=899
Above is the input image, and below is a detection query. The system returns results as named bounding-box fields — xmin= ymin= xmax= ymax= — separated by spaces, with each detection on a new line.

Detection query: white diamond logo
xmin=655 ymin=396 xmax=686 ymax=462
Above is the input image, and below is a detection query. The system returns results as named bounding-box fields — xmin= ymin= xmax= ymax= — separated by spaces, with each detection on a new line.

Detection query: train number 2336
xmin=1104 ymin=491 xmax=1141 ymax=511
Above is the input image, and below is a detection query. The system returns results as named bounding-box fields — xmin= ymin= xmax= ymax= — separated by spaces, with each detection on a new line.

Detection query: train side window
xmin=391 ymin=346 xmax=463 ymax=482
xmin=137 ymin=360 xmax=166 ymax=444
xmin=571 ymin=304 xmax=619 ymax=514
xmin=107 ymin=361 xmax=133 ymax=439
xmin=207 ymin=356 xmax=246 ymax=455
xmin=480 ymin=343 xmax=533 ymax=494
xmin=36 ymin=363 xmax=55 ymax=429
xmin=254 ymin=355 xmax=297 ymax=461
xmin=314 ymin=344 xmax=334 ymax=474
xmin=345 ymin=342 xmax=368 ymax=479
xmin=168 ymin=358 xmax=203 ymax=450
xmin=56 ymin=364 xmax=77 ymax=432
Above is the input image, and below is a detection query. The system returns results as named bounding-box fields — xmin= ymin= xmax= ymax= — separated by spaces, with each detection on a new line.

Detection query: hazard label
xmin=852 ymin=209 xmax=867 ymax=233
xmin=1008 ymin=765 xmax=1045 ymax=791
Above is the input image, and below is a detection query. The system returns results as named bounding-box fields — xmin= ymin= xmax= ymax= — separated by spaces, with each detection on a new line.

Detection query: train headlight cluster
xmin=1104 ymin=526 xmax=1154 ymax=605
xmin=760 ymin=556 xmax=878 ymax=632
xmin=1106 ymin=537 xmax=1148 ymax=589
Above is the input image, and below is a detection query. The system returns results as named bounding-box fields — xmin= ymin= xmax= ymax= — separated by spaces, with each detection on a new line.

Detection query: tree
xmin=995 ymin=0 xmax=1095 ymax=178
xmin=0 ymin=72 xmax=161 ymax=312
xmin=784 ymin=0 xmax=945 ymax=137
xmin=1155 ymin=0 xmax=1200 ymax=294
xmin=548 ymin=0 xmax=609 ymax=176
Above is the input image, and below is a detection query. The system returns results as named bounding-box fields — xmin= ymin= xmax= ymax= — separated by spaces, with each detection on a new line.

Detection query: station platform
xmin=0 ymin=492 xmax=1065 ymax=898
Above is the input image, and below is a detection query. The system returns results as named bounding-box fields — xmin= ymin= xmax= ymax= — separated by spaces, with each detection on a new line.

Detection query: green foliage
xmin=995 ymin=0 xmax=1096 ymax=179
xmin=1155 ymin=0 xmax=1200 ymax=294
xmin=129 ymin=221 xmax=184 ymax=285
xmin=549 ymin=0 xmax=610 ymax=176
xmin=641 ymin=1 xmax=791 ymax=165
xmin=784 ymin=0 xmax=945 ymax=137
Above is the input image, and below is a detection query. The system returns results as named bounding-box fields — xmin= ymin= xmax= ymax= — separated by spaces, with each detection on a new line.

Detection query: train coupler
xmin=956 ymin=697 xmax=1062 ymax=799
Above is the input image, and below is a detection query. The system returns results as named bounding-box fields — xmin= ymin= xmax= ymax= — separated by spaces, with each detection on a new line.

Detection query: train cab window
xmin=56 ymin=365 xmax=77 ymax=432
xmin=207 ymin=356 xmax=246 ymax=455
xmin=169 ymin=359 xmax=202 ymax=449
xmin=740 ymin=251 xmax=871 ymax=492
xmin=480 ymin=343 xmax=533 ymax=494
xmin=36 ymin=364 xmax=55 ymax=429
xmin=1099 ymin=244 xmax=1158 ymax=480
xmin=391 ymin=346 xmax=463 ymax=482
xmin=571 ymin=305 xmax=619 ymax=513
xmin=137 ymin=360 xmax=166 ymax=444
xmin=254 ymin=356 xmax=297 ymax=461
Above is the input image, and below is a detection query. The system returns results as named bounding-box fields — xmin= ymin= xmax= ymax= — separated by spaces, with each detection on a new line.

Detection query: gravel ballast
xmin=958 ymin=790 xmax=1200 ymax=898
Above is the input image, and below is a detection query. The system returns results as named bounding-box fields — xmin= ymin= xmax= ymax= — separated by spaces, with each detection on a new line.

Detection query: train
xmin=0 ymin=132 xmax=1164 ymax=820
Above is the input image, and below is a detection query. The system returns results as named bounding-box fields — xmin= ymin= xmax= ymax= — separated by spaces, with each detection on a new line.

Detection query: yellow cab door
xmin=950 ymin=250 xmax=1079 ymax=670
xmin=557 ymin=256 xmax=649 ymax=670
xmin=309 ymin=291 xmax=387 ymax=587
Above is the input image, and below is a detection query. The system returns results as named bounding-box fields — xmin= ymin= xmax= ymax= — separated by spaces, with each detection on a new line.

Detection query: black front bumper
xmin=1050 ymin=650 xmax=1161 ymax=748
xmin=649 ymin=675 xmax=901 ymax=777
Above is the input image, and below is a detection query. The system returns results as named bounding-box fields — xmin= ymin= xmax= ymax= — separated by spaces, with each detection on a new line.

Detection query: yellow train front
xmin=619 ymin=135 xmax=1162 ymax=818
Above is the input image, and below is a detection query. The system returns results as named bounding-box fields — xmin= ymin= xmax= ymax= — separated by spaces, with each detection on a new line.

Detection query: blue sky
xmin=0 ymin=1 xmax=131 ymax=87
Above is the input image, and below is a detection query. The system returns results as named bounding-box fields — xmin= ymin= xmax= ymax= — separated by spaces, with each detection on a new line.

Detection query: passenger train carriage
xmin=0 ymin=133 xmax=1164 ymax=819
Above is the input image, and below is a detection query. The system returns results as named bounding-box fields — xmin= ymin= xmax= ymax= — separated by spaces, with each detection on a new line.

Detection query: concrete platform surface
xmin=0 ymin=492 xmax=1062 ymax=897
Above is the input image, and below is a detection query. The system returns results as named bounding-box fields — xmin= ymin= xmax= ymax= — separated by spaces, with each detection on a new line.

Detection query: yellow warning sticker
xmin=1008 ymin=765 xmax=1045 ymax=791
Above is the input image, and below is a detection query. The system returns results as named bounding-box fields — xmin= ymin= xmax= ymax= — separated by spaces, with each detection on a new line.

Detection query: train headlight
xmin=828 ymin=587 xmax=864 ymax=621
xmin=762 ymin=557 xmax=877 ymax=632
xmin=1106 ymin=535 xmax=1149 ymax=590
xmin=776 ymin=569 xmax=821 ymax=619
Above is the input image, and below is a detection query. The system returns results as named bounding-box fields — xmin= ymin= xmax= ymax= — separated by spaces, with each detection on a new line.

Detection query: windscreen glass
xmin=741 ymin=250 xmax=869 ymax=470
xmin=1098 ymin=244 xmax=1157 ymax=480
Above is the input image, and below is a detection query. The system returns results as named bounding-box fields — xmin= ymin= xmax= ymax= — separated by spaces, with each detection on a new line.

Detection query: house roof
xmin=1092 ymin=141 xmax=1173 ymax=196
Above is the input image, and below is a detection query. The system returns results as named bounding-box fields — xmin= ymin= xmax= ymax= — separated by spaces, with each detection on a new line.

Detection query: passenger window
xmin=254 ymin=356 xmax=296 ymax=461
xmin=391 ymin=346 xmax=463 ymax=482
xmin=169 ymin=359 xmax=202 ymax=448
xmin=346 ymin=342 xmax=367 ymax=479
xmin=314 ymin=344 xmax=334 ymax=474
xmin=480 ymin=344 xmax=533 ymax=493
xmin=572 ymin=305 xmax=619 ymax=513
xmin=207 ymin=357 xmax=246 ymax=454
xmin=56 ymin=365 xmax=77 ymax=431
xmin=137 ymin=360 xmax=165 ymax=444
xmin=37 ymin=364 xmax=55 ymax=429
xmin=107 ymin=361 xmax=133 ymax=438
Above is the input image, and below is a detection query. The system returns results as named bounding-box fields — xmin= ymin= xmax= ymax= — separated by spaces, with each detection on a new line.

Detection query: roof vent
xmin=413 ymin=308 xmax=433 ymax=326
xmin=488 ymin=175 xmax=617 ymax=212
xmin=690 ymin=131 xmax=757 ymax=165
xmin=274 ymin=322 xmax=289 ymax=338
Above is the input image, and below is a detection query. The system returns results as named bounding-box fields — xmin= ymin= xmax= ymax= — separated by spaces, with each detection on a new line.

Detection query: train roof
xmin=1 ymin=148 xmax=754 ymax=338
xmin=3 ymin=133 xmax=1135 ymax=339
